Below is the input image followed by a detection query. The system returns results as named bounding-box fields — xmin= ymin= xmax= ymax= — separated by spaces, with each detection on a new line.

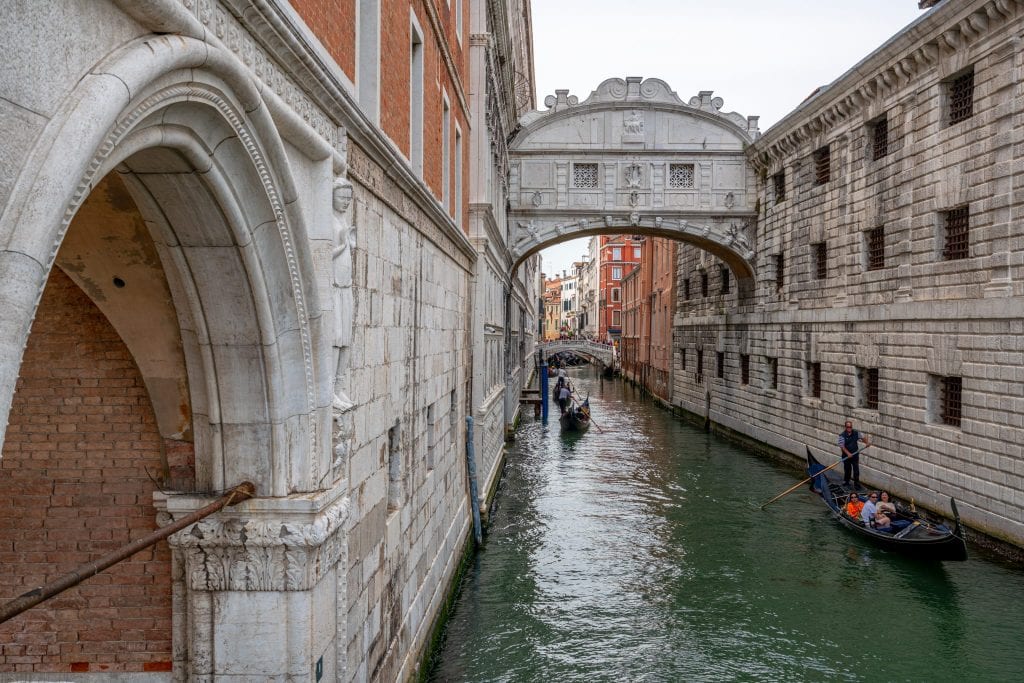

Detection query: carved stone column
xmin=159 ymin=490 xmax=350 ymax=681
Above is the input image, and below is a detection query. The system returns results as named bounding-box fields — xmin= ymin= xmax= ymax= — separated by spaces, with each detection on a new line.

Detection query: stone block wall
xmin=673 ymin=0 xmax=1024 ymax=546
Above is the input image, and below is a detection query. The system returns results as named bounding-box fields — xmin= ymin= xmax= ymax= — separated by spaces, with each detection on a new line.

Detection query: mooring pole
xmin=540 ymin=351 xmax=549 ymax=422
xmin=465 ymin=416 xmax=483 ymax=545
xmin=0 ymin=481 xmax=256 ymax=625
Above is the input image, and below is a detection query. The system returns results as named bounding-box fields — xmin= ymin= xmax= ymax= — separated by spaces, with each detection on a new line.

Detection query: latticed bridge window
xmin=943 ymin=206 xmax=970 ymax=260
xmin=947 ymin=69 xmax=974 ymax=126
xmin=669 ymin=163 xmax=695 ymax=188
xmin=573 ymin=163 xmax=599 ymax=188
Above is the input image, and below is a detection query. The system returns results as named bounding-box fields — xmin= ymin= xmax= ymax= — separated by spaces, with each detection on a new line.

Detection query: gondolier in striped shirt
xmin=837 ymin=420 xmax=870 ymax=490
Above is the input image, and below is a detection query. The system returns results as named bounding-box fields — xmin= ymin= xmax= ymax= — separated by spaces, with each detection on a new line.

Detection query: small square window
xmin=612 ymin=266 xmax=623 ymax=280
xmin=773 ymin=171 xmax=786 ymax=202
xmin=740 ymin=354 xmax=750 ymax=385
xmin=573 ymin=163 xmax=599 ymax=188
xmin=813 ymin=242 xmax=827 ymax=280
xmin=871 ymin=116 xmax=889 ymax=160
xmin=943 ymin=206 xmax=970 ymax=260
xmin=947 ymin=69 xmax=974 ymax=126
xmin=669 ymin=163 xmax=695 ymax=188
xmin=717 ymin=352 xmax=725 ymax=379
xmin=701 ymin=270 xmax=709 ymax=297
xmin=866 ymin=227 xmax=885 ymax=270
xmin=813 ymin=146 xmax=831 ymax=185
xmin=611 ymin=287 xmax=621 ymax=302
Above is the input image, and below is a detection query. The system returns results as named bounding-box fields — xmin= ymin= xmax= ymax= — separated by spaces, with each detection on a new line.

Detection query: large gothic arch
xmin=0 ymin=35 xmax=330 ymax=497
xmin=508 ymin=77 xmax=761 ymax=285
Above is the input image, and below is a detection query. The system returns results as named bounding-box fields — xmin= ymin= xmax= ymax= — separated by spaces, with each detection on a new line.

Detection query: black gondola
xmin=806 ymin=447 xmax=967 ymax=561
xmin=559 ymin=398 xmax=591 ymax=433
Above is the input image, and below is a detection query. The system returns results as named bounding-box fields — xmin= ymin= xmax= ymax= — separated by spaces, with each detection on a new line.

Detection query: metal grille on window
xmin=948 ymin=70 xmax=974 ymax=125
xmin=866 ymin=368 xmax=879 ymax=410
xmin=813 ymin=146 xmax=831 ymax=185
xmin=681 ymin=348 xmax=686 ymax=370
xmin=872 ymin=117 xmax=889 ymax=160
xmin=943 ymin=206 xmax=970 ymax=260
xmin=720 ymin=265 xmax=730 ymax=294
xmin=770 ymin=358 xmax=778 ymax=390
xmin=669 ymin=163 xmax=695 ymax=189
xmin=740 ymin=354 xmax=750 ymax=385
xmin=775 ymin=253 xmax=784 ymax=292
xmin=696 ymin=350 xmax=703 ymax=382
xmin=573 ymin=163 xmax=599 ymax=188
xmin=811 ymin=362 xmax=821 ymax=398
xmin=684 ymin=278 xmax=690 ymax=300
xmin=717 ymin=352 xmax=724 ymax=379
xmin=867 ymin=227 xmax=885 ymax=270
xmin=814 ymin=242 xmax=827 ymax=280
xmin=941 ymin=376 xmax=962 ymax=427
xmin=701 ymin=271 xmax=708 ymax=297
xmin=773 ymin=171 xmax=785 ymax=202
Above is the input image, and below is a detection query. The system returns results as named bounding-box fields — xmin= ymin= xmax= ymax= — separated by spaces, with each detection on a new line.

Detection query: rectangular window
xmin=858 ymin=367 xmax=879 ymax=410
xmin=931 ymin=375 xmax=963 ymax=427
xmin=717 ymin=352 xmax=725 ymax=379
xmin=700 ymin=270 xmax=709 ymax=297
xmin=573 ymin=163 xmax=599 ymax=188
xmin=455 ymin=0 xmax=463 ymax=40
xmin=947 ymin=68 xmax=975 ymax=126
xmin=740 ymin=354 xmax=750 ymax=385
xmin=357 ymin=0 xmax=381 ymax=123
xmin=612 ymin=266 xmax=623 ymax=280
xmin=871 ymin=116 xmax=889 ymax=160
xmin=773 ymin=171 xmax=785 ymax=202
xmin=426 ymin=403 xmax=436 ymax=470
xmin=442 ymin=94 xmax=451 ymax=210
xmin=943 ymin=206 xmax=970 ymax=260
xmin=612 ymin=247 xmax=622 ymax=260
xmin=611 ymin=287 xmax=621 ymax=302
xmin=387 ymin=421 xmax=402 ymax=512
xmin=813 ymin=242 xmax=827 ymax=280
xmin=720 ymin=265 xmax=730 ymax=294
xmin=409 ymin=14 xmax=424 ymax=176
xmin=634 ymin=247 xmax=642 ymax=259
xmin=807 ymin=361 xmax=821 ymax=398
xmin=669 ymin=163 xmax=695 ymax=188
xmin=612 ymin=309 xmax=621 ymax=327
xmin=775 ymin=253 xmax=784 ymax=292
xmin=813 ymin=145 xmax=831 ymax=185
xmin=867 ymin=227 xmax=885 ymax=270
xmin=681 ymin=347 xmax=687 ymax=370
xmin=454 ymin=126 xmax=463 ymax=226
xmin=768 ymin=357 xmax=778 ymax=390
xmin=684 ymin=278 xmax=690 ymax=300
xmin=696 ymin=349 xmax=704 ymax=382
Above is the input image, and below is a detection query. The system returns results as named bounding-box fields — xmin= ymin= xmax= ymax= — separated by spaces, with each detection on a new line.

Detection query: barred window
xmin=717 ymin=352 xmax=725 ymax=379
xmin=740 ymin=354 xmax=750 ymax=385
xmin=813 ymin=145 xmax=831 ymax=185
xmin=943 ymin=206 xmax=970 ymax=260
xmin=768 ymin=357 xmax=778 ymax=390
xmin=773 ymin=171 xmax=786 ymax=202
xmin=696 ymin=349 xmax=704 ymax=382
xmin=940 ymin=376 xmax=962 ymax=427
xmin=813 ymin=242 xmax=827 ymax=280
xmin=701 ymin=270 xmax=709 ymax=297
xmin=871 ymin=116 xmax=889 ymax=160
xmin=573 ymin=163 xmax=599 ymax=188
xmin=867 ymin=227 xmax=885 ymax=270
xmin=859 ymin=367 xmax=879 ymax=410
xmin=808 ymin=361 xmax=822 ymax=398
xmin=720 ymin=265 xmax=730 ymax=294
xmin=681 ymin=347 xmax=687 ymax=370
xmin=775 ymin=253 xmax=784 ymax=292
xmin=669 ymin=163 xmax=695 ymax=188
xmin=947 ymin=69 xmax=974 ymax=126
xmin=684 ymin=278 xmax=691 ymax=300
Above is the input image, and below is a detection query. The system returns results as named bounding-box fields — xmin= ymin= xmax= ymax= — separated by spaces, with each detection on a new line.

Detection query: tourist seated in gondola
xmin=844 ymin=492 xmax=864 ymax=519
xmin=876 ymin=491 xmax=911 ymax=531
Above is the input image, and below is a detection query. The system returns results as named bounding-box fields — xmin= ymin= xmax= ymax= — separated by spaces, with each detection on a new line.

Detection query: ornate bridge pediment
xmin=508 ymin=77 xmax=760 ymax=280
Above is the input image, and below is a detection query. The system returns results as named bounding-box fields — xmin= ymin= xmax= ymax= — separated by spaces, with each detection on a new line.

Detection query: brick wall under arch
xmin=0 ymin=267 xmax=194 ymax=674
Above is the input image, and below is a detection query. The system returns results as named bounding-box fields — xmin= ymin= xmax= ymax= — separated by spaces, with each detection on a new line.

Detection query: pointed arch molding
xmin=508 ymin=77 xmax=760 ymax=279
xmin=0 ymin=35 xmax=327 ymax=496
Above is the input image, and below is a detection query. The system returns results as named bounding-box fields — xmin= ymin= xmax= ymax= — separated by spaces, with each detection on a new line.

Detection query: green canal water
xmin=428 ymin=367 xmax=1024 ymax=682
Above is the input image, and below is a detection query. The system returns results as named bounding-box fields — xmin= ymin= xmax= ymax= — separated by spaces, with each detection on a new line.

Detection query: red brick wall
xmin=0 ymin=268 xmax=191 ymax=674
xmin=291 ymin=0 xmax=356 ymax=79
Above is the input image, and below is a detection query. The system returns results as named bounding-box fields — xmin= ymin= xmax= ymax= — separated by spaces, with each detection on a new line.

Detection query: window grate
xmin=943 ymin=206 xmax=970 ymax=260
xmin=867 ymin=227 xmax=885 ymax=270
xmin=866 ymin=368 xmax=879 ymax=410
xmin=948 ymin=70 xmax=974 ymax=126
xmin=717 ymin=352 xmax=725 ymax=379
xmin=696 ymin=349 xmax=704 ymax=383
xmin=872 ymin=117 xmax=889 ymax=160
xmin=769 ymin=357 xmax=778 ymax=390
xmin=573 ymin=163 xmax=599 ymax=188
xmin=741 ymin=354 xmax=750 ymax=385
xmin=681 ymin=348 xmax=686 ymax=370
xmin=701 ymin=271 xmax=709 ymax=297
xmin=669 ymin=163 xmax=695 ymax=188
xmin=684 ymin=278 xmax=691 ymax=300
xmin=775 ymin=253 xmax=784 ymax=292
xmin=814 ymin=242 xmax=827 ymax=280
xmin=941 ymin=376 xmax=962 ymax=426
xmin=809 ymin=362 xmax=821 ymax=398
xmin=773 ymin=171 xmax=785 ymax=202
xmin=720 ymin=265 xmax=730 ymax=294
xmin=813 ymin=146 xmax=831 ymax=185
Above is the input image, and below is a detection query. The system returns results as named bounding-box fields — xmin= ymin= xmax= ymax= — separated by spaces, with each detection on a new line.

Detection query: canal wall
xmin=672 ymin=0 xmax=1024 ymax=550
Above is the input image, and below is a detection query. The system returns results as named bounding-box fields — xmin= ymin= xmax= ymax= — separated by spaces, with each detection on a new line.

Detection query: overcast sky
xmin=531 ymin=0 xmax=928 ymax=277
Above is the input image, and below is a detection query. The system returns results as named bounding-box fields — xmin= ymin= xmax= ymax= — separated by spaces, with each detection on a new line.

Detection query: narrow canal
xmin=428 ymin=367 xmax=1024 ymax=682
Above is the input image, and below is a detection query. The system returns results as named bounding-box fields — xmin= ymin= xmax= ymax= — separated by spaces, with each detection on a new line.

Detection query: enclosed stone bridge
xmin=508 ymin=77 xmax=760 ymax=289
xmin=537 ymin=339 xmax=617 ymax=368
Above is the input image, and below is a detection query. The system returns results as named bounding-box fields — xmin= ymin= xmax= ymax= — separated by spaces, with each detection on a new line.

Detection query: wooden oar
xmin=571 ymin=394 xmax=604 ymax=432
xmin=759 ymin=445 xmax=873 ymax=510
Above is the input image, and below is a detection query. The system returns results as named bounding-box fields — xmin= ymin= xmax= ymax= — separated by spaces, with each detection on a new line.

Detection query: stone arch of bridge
xmin=507 ymin=77 xmax=761 ymax=290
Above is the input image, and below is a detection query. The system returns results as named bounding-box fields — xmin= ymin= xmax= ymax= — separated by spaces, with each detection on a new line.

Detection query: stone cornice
xmin=750 ymin=0 xmax=1022 ymax=170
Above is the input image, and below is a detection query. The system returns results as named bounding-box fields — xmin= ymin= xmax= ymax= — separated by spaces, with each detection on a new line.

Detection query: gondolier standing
xmin=838 ymin=420 xmax=870 ymax=490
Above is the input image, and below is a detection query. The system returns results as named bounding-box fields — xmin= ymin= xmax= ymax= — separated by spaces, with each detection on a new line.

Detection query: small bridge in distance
xmin=537 ymin=340 xmax=618 ymax=370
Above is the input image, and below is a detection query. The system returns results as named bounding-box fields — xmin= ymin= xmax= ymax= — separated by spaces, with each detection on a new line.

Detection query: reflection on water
xmin=429 ymin=368 xmax=1024 ymax=682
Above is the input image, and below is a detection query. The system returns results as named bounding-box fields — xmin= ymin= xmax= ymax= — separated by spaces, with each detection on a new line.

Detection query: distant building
xmin=598 ymin=235 xmax=643 ymax=342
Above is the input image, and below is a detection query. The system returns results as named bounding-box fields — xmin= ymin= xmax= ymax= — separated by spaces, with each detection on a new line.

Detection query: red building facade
xmin=597 ymin=235 xmax=643 ymax=342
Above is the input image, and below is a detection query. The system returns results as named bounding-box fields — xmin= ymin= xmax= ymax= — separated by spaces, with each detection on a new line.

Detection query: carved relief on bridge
xmin=508 ymin=77 xmax=760 ymax=275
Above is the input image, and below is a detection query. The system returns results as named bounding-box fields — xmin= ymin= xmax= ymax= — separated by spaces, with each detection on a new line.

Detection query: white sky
xmin=531 ymin=0 xmax=927 ymax=277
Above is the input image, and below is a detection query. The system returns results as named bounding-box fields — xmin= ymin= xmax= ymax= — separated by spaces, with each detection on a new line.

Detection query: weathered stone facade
xmin=673 ymin=0 xmax=1024 ymax=547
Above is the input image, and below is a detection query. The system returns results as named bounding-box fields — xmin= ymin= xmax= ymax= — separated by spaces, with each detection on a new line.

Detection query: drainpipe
xmin=465 ymin=416 xmax=483 ymax=545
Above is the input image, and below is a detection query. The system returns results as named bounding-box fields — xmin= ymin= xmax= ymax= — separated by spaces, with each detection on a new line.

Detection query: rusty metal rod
xmin=0 ymin=481 xmax=255 ymax=625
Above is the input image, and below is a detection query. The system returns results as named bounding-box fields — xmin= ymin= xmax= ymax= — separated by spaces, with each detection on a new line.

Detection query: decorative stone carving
xmin=519 ymin=219 xmax=541 ymax=242
xmin=629 ymin=212 xmax=641 ymax=227
xmin=624 ymin=111 xmax=644 ymax=136
xmin=724 ymin=192 xmax=736 ymax=209
xmin=331 ymin=177 xmax=356 ymax=413
xmin=531 ymin=191 xmax=543 ymax=206
xmin=624 ymin=162 xmax=643 ymax=189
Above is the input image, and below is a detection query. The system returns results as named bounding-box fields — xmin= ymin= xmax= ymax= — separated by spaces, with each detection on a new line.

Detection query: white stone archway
xmin=508 ymin=77 xmax=760 ymax=289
